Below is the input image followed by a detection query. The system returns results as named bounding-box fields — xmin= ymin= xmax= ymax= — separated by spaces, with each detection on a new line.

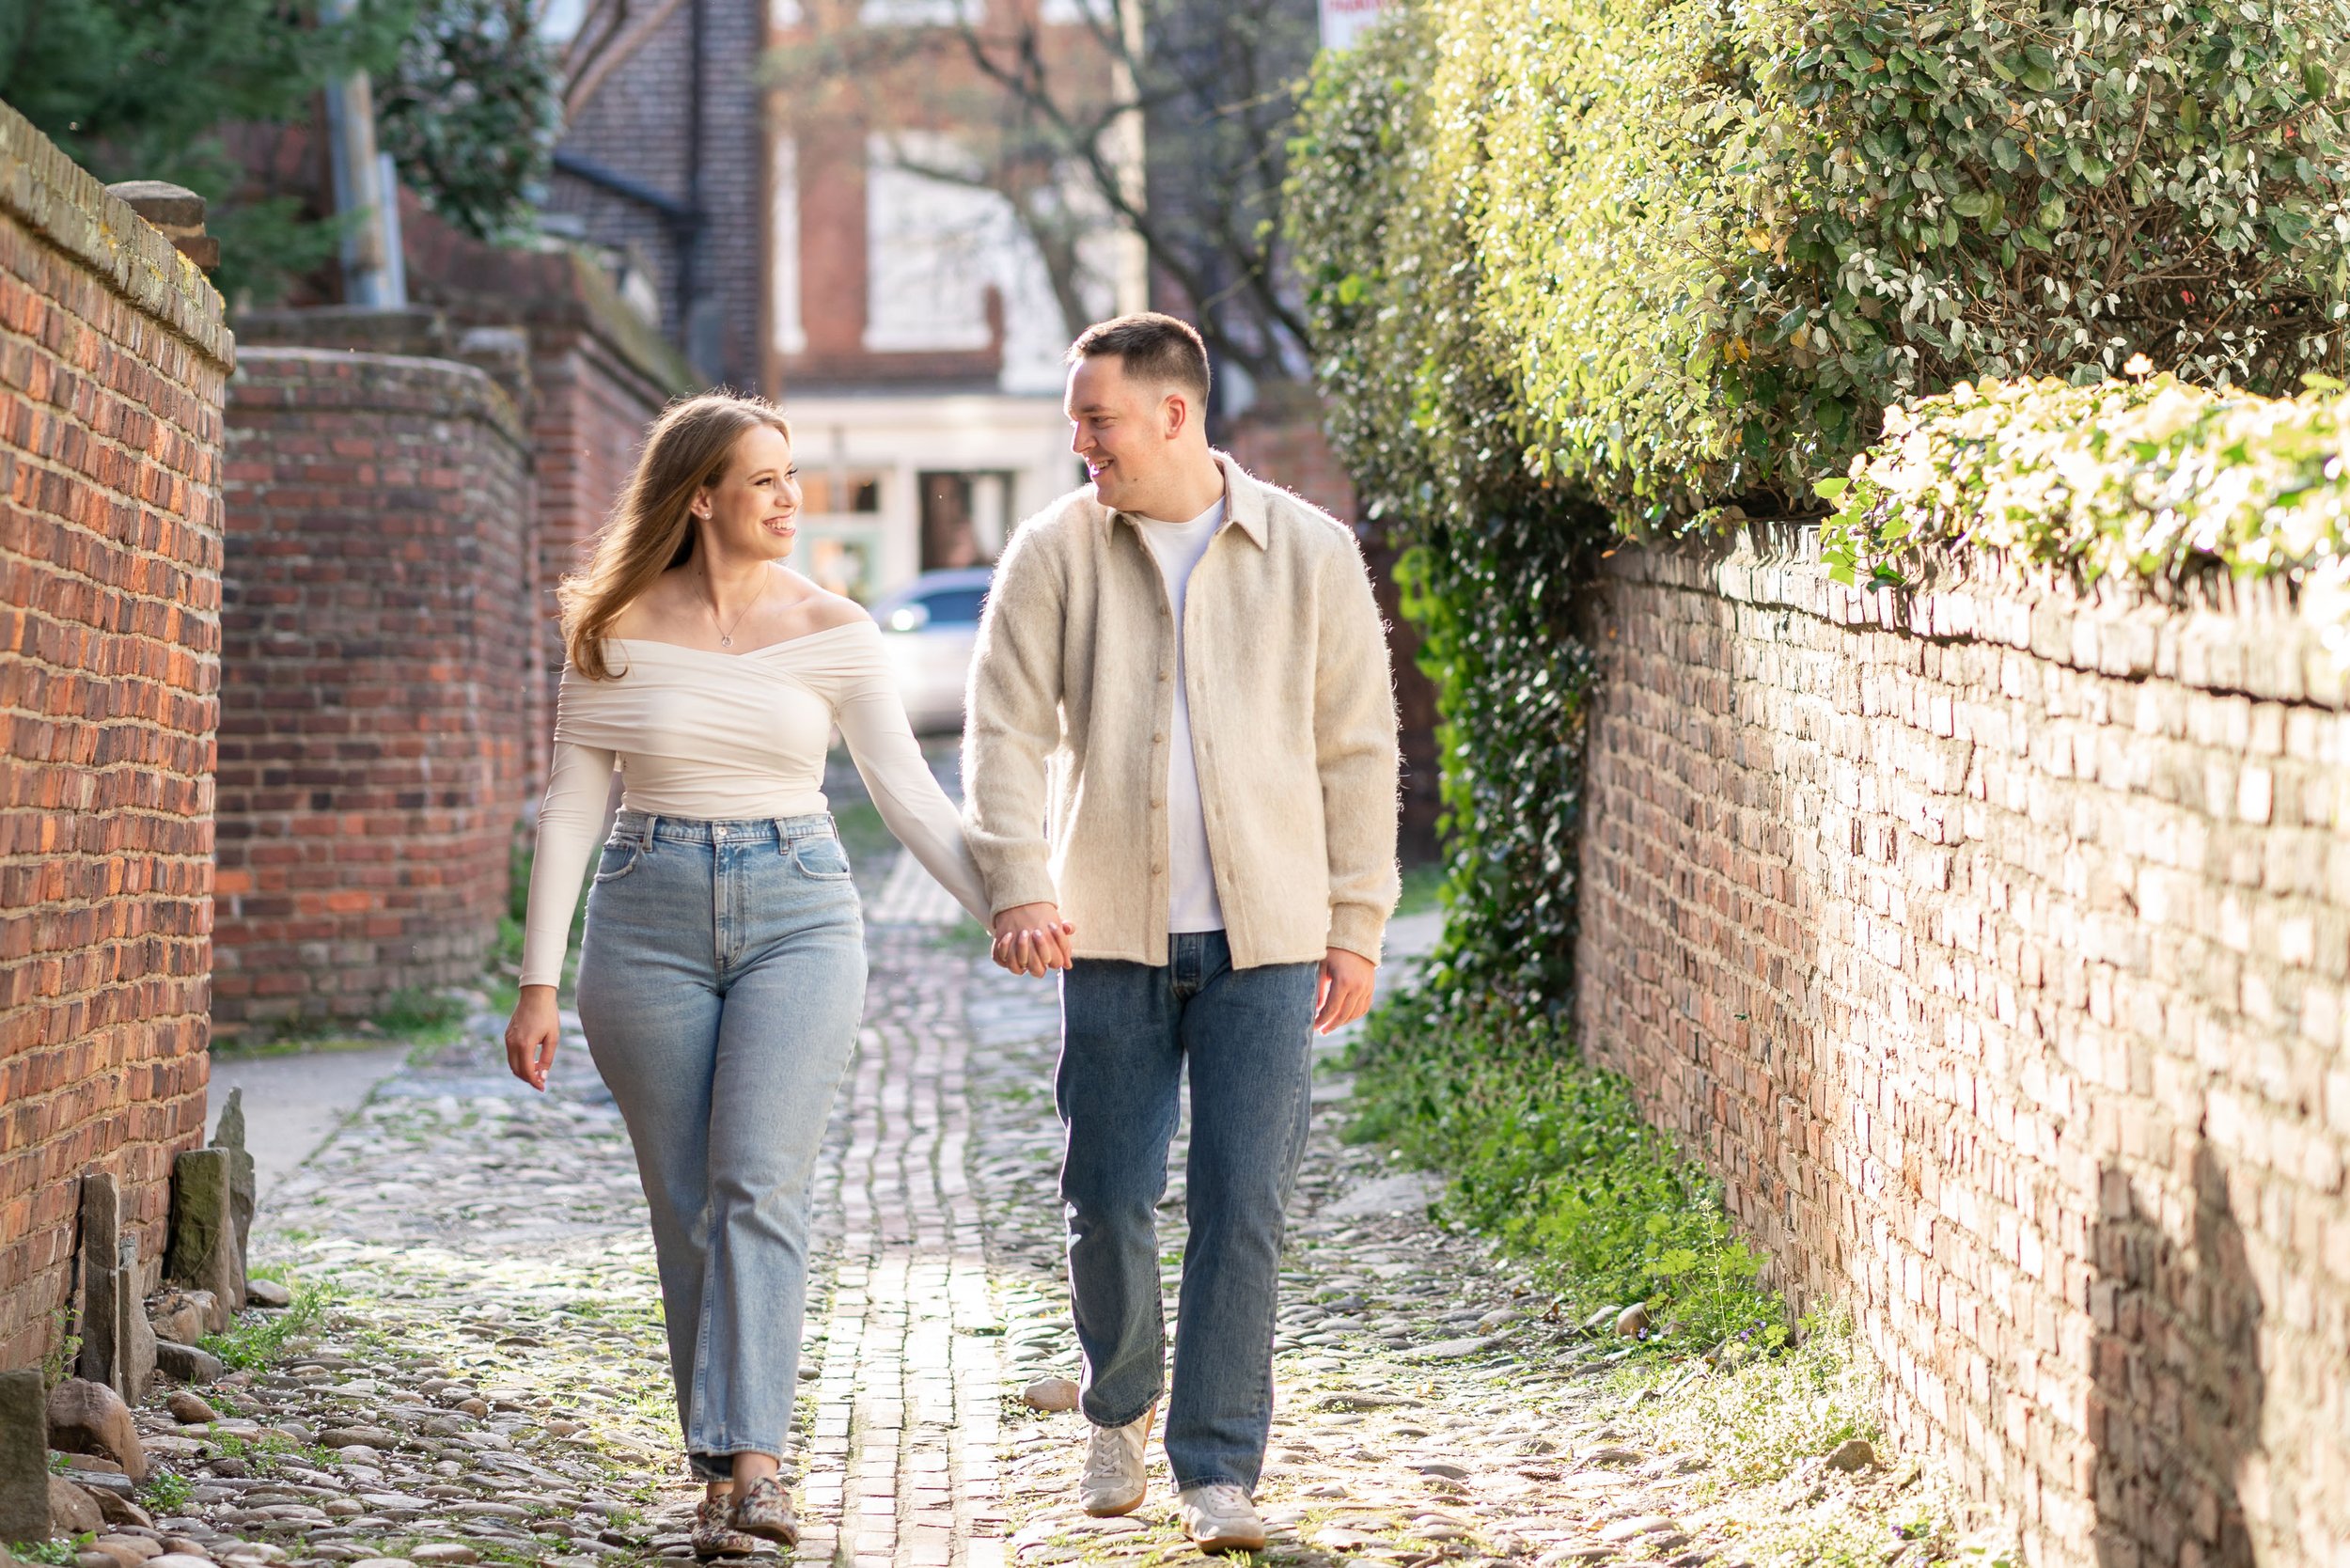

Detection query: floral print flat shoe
xmin=730 ymin=1473 xmax=802 ymax=1547
xmin=693 ymin=1495 xmax=762 ymax=1558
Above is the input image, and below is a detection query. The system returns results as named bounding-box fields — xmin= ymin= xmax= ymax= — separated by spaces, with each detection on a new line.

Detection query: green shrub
xmin=1351 ymin=996 xmax=1785 ymax=1348
xmin=1407 ymin=0 xmax=2350 ymax=523
xmin=1291 ymin=14 xmax=1608 ymax=1023
xmin=1822 ymin=369 xmax=2350 ymax=638
xmin=1289 ymin=0 xmax=2350 ymax=1031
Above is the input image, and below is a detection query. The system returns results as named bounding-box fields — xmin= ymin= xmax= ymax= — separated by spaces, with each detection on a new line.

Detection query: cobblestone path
xmin=91 ymin=916 xmax=1935 ymax=1568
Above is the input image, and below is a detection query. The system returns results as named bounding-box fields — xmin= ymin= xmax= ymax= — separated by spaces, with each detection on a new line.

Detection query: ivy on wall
xmin=1289 ymin=6 xmax=1607 ymax=1028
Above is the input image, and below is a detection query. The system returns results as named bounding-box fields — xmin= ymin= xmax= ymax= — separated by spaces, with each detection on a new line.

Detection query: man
xmin=964 ymin=312 xmax=1400 ymax=1552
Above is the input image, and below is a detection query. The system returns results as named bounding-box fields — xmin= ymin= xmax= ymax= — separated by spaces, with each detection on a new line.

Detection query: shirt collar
xmin=1212 ymin=451 xmax=1269 ymax=548
xmin=1105 ymin=451 xmax=1268 ymax=549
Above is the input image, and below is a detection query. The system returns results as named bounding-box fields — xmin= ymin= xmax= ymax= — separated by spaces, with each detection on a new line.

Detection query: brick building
xmin=0 ymin=106 xmax=230 ymax=1370
xmin=547 ymin=0 xmax=1128 ymax=604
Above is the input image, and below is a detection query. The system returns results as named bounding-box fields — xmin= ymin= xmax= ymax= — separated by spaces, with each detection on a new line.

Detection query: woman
xmin=502 ymin=392 xmax=1045 ymax=1556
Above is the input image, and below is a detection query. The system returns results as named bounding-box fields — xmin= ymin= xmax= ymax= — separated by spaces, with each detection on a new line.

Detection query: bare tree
xmin=765 ymin=0 xmax=1320 ymax=390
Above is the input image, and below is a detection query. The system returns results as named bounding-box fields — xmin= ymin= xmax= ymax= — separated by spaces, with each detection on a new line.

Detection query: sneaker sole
xmin=1189 ymin=1529 xmax=1267 ymax=1555
xmin=1080 ymin=1486 xmax=1147 ymax=1519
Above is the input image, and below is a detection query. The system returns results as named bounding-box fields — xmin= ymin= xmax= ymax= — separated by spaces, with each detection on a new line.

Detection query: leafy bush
xmin=1351 ymin=996 xmax=1786 ymax=1348
xmin=375 ymin=0 xmax=559 ymax=243
xmin=1822 ymin=369 xmax=2350 ymax=648
xmin=1289 ymin=0 xmax=2350 ymax=1031
xmin=3 ymin=0 xmax=561 ymax=302
xmin=1395 ymin=0 xmax=2350 ymax=525
xmin=1291 ymin=10 xmax=1607 ymax=1023
xmin=0 ymin=0 xmax=407 ymax=305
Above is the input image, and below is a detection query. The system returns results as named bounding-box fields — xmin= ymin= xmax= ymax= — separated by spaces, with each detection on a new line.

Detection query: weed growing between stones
xmin=199 ymin=1280 xmax=332 ymax=1371
xmin=1347 ymin=1007 xmax=1784 ymax=1351
xmin=141 ymin=1467 xmax=196 ymax=1513
xmin=41 ymin=1306 xmax=82 ymax=1388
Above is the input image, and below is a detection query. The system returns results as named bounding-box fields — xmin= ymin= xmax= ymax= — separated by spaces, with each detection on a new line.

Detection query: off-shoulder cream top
xmin=518 ymin=620 xmax=987 ymax=986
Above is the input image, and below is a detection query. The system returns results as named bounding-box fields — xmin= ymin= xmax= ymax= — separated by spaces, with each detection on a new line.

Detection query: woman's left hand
xmin=505 ymin=985 xmax=562 ymax=1091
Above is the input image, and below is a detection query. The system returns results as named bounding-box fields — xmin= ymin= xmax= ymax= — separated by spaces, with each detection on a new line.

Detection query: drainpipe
xmin=320 ymin=0 xmax=404 ymax=307
xmin=681 ymin=0 xmax=715 ymax=381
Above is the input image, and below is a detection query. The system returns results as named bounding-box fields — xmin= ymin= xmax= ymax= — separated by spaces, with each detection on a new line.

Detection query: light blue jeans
xmin=1058 ymin=931 xmax=1320 ymax=1494
xmin=574 ymin=809 xmax=868 ymax=1482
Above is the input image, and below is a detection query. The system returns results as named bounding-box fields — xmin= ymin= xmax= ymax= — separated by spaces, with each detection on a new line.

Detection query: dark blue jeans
xmin=1056 ymin=930 xmax=1319 ymax=1494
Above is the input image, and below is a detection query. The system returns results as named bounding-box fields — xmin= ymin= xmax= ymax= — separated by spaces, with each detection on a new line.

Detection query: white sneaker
xmin=1178 ymin=1484 xmax=1266 ymax=1553
xmin=1078 ymin=1403 xmax=1154 ymax=1517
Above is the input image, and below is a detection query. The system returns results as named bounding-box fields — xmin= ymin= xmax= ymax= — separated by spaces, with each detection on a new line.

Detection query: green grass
xmin=198 ymin=1278 xmax=331 ymax=1372
xmin=12 ymin=1536 xmax=90 ymax=1564
xmin=1347 ymin=1000 xmax=1785 ymax=1351
xmin=830 ymin=796 xmax=893 ymax=870
xmin=139 ymin=1469 xmax=195 ymax=1513
xmin=1582 ymin=1313 xmax=1963 ymax=1567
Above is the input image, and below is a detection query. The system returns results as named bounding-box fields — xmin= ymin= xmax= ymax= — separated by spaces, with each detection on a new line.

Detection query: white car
xmin=870 ymin=568 xmax=994 ymax=734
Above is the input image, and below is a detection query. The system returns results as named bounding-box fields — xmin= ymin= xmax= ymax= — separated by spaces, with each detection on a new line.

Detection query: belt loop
xmin=774 ymin=818 xmax=791 ymax=855
xmin=637 ymin=813 xmax=657 ymax=851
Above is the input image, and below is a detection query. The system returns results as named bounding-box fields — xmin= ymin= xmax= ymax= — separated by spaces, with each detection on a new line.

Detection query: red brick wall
xmin=1578 ymin=527 xmax=2350 ymax=1566
xmin=395 ymin=194 xmax=690 ymax=784
xmin=517 ymin=327 xmax=665 ymax=766
xmin=0 ymin=105 xmax=231 ymax=1370
xmin=212 ymin=350 xmax=533 ymax=1034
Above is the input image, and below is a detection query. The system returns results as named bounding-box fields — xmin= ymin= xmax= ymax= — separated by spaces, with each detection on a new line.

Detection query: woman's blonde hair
xmin=559 ymin=391 xmax=792 ymax=681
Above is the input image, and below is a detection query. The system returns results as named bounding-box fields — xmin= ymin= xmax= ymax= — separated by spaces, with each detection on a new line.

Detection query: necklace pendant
xmin=719 ymin=635 xmax=733 ymax=648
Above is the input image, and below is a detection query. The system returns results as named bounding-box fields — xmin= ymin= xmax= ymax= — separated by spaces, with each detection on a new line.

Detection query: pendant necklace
xmin=711 ymin=570 xmax=769 ymax=649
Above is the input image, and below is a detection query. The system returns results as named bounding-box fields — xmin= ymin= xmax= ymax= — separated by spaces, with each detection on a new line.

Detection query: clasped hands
xmin=986 ymin=902 xmax=1378 ymax=1034
xmin=989 ymin=902 xmax=1076 ymax=977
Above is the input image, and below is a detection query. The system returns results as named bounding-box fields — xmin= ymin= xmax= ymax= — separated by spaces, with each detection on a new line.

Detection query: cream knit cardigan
xmin=963 ymin=452 xmax=1401 ymax=967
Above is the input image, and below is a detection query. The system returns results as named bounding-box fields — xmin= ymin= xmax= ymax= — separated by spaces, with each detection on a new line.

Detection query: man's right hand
xmin=991 ymin=902 xmax=1075 ymax=977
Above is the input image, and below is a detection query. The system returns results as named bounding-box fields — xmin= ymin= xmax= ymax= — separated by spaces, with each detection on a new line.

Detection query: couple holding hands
xmin=502 ymin=312 xmax=1401 ymax=1557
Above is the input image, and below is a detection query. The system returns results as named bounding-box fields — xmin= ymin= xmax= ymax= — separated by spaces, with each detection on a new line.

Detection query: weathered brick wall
xmin=213 ymin=350 xmax=532 ymax=1034
xmin=1578 ymin=527 xmax=2350 ymax=1566
xmin=0 ymin=106 xmax=230 ymax=1369
xmin=318 ymin=196 xmax=692 ymax=786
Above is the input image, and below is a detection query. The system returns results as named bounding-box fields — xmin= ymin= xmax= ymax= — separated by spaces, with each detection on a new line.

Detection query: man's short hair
xmin=1067 ymin=312 xmax=1212 ymax=406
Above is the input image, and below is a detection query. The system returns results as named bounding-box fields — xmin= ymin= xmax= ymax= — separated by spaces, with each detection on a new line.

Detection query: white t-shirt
xmin=1135 ymin=498 xmax=1228 ymax=933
